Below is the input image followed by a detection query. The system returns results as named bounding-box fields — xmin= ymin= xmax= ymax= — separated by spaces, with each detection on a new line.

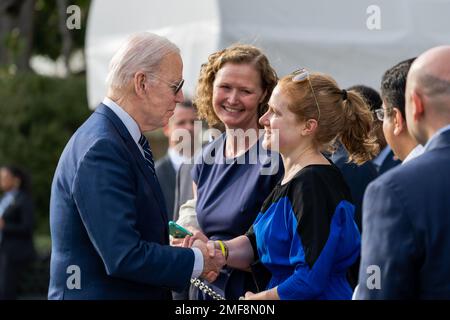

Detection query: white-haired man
xmin=48 ymin=32 xmax=224 ymax=299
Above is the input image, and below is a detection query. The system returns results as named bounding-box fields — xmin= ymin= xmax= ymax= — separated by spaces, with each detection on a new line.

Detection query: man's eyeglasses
xmin=291 ymin=68 xmax=321 ymax=122
xmin=148 ymin=74 xmax=184 ymax=95
xmin=374 ymin=107 xmax=392 ymax=121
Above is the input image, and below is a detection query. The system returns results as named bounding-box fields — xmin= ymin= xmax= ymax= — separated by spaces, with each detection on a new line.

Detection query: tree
xmin=0 ymin=0 xmax=90 ymax=74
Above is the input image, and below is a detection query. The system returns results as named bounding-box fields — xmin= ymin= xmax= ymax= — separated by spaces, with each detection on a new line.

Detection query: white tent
xmin=86 ymin=0 xmax=450 ymax=109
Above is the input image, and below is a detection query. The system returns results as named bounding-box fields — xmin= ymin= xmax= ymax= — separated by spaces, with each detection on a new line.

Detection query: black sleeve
xmin=245 ymin=225 xmax=259 ymax=261
xmin=291 ymin=169 xmax=333 ymax=269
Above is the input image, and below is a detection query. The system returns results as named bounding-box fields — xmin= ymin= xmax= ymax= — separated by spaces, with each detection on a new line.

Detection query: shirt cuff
xmin=191 ymin=247 xmax=204 ymax=279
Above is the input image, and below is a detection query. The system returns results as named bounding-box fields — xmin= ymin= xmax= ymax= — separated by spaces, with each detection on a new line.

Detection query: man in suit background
xmin=356 ymin=45 xmax=450 ymax=299
xmin=378 ymin=58 xmax=424 ymax=164
xmin=155 ymin=100 xmax=197 ymax=221
xmin=48 ymin=32 xmax=224 ymax=300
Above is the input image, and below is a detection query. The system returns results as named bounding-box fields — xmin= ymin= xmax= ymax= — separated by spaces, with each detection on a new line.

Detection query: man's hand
xmin=192 ymin=239 xmax=225 ymax=282
xmin=170 ymin=226 xmax=202 ymax=247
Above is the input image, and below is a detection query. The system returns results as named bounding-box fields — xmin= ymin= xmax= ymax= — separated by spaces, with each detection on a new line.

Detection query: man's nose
xmin=175 ymin=89 xmax=184 ymax=103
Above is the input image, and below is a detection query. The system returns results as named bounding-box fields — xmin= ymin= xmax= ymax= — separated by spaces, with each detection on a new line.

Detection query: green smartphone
xmin=168 ymin=221 xmax=193 ymax=238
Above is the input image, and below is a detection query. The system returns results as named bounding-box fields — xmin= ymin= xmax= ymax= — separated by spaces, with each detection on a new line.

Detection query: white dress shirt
xmin=168 ymin=147 xmax=190 ymax=172
xmin=102 ymin=97 xmax=203 ymax=279
xmin=402 ymin=144 xmax=424 ymax=164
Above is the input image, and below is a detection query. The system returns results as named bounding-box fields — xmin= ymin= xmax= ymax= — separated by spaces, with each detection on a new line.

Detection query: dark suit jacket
xmin=173 ymin=163 xmax=194 ymax=221
xmin=155 ymin=155 xmax=176 ymax=221
xmin=357 ymin=129 xmax=450 ymax=299
xmin=377 ymin=149 xmax=401 ymax=175
xmin=331 ymin=144 xmax=378 ymax=232
xmin=0 ymin=191 xmax=35 ymax=262
xmin=48 ymin=104 xmax=194 ymax=300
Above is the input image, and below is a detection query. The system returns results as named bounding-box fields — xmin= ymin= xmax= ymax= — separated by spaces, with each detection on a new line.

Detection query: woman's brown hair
xmin=194 ymin=44 xmax=278 ymax=127
xmin=278 ymin=72 xmax=379 ymax=164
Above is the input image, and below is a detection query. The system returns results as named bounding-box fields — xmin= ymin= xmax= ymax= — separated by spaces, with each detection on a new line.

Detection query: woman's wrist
xmin=216 ymin=240 xmax=229 ymax=261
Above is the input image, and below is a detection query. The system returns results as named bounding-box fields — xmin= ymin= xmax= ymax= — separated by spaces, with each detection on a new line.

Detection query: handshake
xmin=174 ymin=230 xmax=226 ymax=283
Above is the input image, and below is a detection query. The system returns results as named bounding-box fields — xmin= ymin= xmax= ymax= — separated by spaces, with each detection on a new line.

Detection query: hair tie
xmin=341 ymin=89 xmax=348 ymax=101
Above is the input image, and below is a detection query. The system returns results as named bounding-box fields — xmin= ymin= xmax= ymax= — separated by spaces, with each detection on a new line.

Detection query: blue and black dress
xmin=191 ymin=133 xmax=283 ymax=300
xmin=246 ymin=164 xmax=361 ymax=300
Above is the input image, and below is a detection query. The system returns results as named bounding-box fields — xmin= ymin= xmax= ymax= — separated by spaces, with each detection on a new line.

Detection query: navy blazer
xmin=155 ymin=155 xmax=176 ymax=221
xmin=331 ymin=144 xmax=378 ymax=232
xmin=357 ymin=129 xmax=450 ymax=299
xmin=48 ymin=104 xmax=194 ymax=300
xmin=377 ymin=149 xmax=401 ymax=175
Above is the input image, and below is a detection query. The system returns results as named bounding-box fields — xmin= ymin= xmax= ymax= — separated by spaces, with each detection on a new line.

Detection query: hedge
xmin=0 ymin=72 xmax=92 ymax=243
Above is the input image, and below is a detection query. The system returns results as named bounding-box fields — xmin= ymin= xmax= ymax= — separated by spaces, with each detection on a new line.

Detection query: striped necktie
xmin=138 ymin=134 xmax=156 ymax=176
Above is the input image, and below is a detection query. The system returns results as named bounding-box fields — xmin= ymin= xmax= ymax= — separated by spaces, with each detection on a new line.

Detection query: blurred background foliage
xmin=0 ymin=73 xmax=91 ymax=239
xmin=0 ymin=0 xmax=92 ymax=259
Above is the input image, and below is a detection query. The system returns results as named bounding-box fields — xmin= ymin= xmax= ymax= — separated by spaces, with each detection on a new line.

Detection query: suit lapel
xmin=95 ymin=104 xmax=169 ymax=224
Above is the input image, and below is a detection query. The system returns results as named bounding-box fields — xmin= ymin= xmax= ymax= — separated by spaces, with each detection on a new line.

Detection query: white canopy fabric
xmin=86 ymin=0 xmax=450 ymax=109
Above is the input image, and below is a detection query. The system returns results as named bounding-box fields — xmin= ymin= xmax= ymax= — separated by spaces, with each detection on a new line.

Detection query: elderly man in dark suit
xmin=48 ymin=32 xmax=224 ymax=300
xmin=356 ymin=45 xmax=450 ymax=299
xmin=155 ymin=100 xmax=197 ymax=221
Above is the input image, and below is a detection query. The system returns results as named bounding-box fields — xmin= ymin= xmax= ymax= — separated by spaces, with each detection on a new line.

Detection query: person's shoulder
xmin=376 ymin=151 xmax=436 ymax=185
xmin=296 ymin=164 xmax=340 ymax=181
xmin=289 ymin=166 xmax=326 ymax=193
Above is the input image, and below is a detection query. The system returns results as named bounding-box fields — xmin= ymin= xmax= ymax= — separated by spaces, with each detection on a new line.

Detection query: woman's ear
xmin=301 ymin=119 xmax=318 ymax=136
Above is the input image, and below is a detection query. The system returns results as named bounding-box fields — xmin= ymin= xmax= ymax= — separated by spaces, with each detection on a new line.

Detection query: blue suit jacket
xmin=48 ymin=104 xmax=194 ymax=300
xmin=357 ymin=129 xmax=450 ymax=299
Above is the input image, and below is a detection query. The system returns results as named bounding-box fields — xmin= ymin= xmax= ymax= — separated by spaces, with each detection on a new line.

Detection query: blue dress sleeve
xmin=276 ymin=171 xmax=360 ymax=299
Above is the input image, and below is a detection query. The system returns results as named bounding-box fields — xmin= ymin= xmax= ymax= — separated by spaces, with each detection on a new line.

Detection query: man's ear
xmin=134 ymin=72 xmax=147 ymax=97
xmin=393 ymin=107 xmax=405 ymax=136
xmin=162 ymin=124 xmax=171 ymax=138
xmin=411 ymin=90 xmax=425 ymax=122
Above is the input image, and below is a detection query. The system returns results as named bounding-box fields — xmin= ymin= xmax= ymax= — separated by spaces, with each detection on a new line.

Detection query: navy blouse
xmin=193 ymin=133 xmax=283 ymax=240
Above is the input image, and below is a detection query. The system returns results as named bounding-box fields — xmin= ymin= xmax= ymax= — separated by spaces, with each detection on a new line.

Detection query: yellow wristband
xmin=217 ymin=240 xmax=226 ymax=258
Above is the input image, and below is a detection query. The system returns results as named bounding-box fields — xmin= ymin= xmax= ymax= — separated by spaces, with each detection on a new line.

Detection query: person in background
xmin=377 ymin=57 xmax=424 ymax=164
xmin=155 ymin=100 xmax=198 ymax=220
xmin=0 ymin=165 xmax=35 ymax=300
xmin=357 ymin=46 xmax=450 ymax=299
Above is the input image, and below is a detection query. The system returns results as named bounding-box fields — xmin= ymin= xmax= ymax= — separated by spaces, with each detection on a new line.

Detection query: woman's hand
xmin=241 ymin=287 xmax=280 ymax=300
xmin=170 ymin=226 xmax=203 ymax=247
xmin=182 ymin=229 xmax=209 ymax=248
